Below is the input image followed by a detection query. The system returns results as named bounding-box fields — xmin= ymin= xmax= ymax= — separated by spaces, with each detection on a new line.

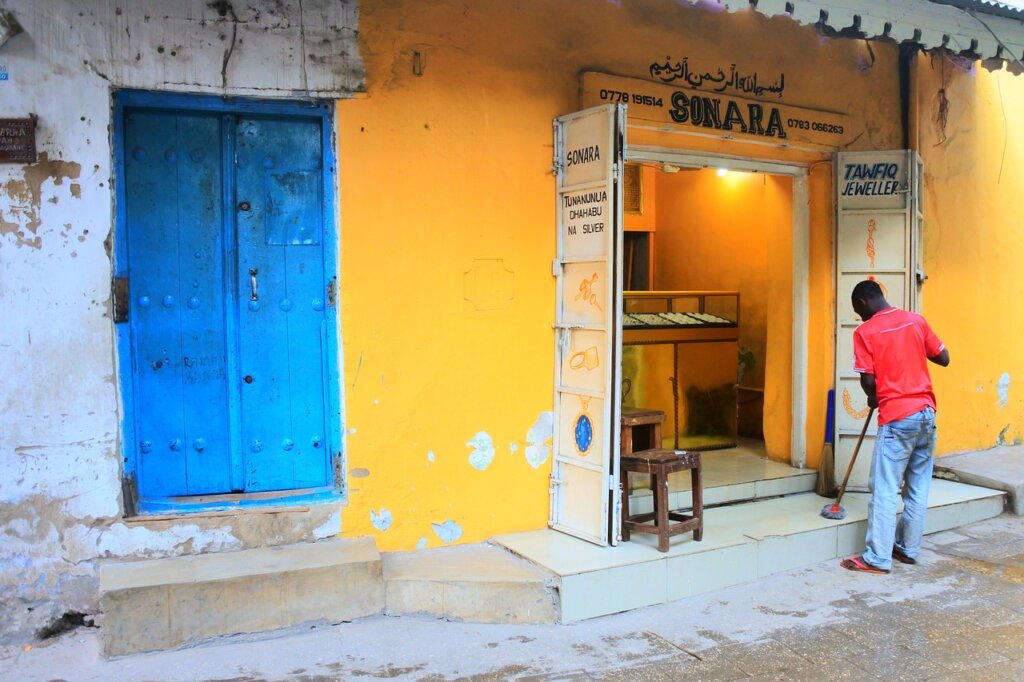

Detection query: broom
xmin=821 ymin=406 xmax=875 ymax=520
xmin=815 ymin=390 xmax=836 ymax=497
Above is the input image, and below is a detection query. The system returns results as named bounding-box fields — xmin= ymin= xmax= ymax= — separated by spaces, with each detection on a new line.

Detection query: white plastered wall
xmin=0 ymin=0 xmax=362 ymax=642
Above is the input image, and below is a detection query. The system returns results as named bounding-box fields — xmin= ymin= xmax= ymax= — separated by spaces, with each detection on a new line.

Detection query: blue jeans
xmin=863 ymin=407 xmax=937 ymax=570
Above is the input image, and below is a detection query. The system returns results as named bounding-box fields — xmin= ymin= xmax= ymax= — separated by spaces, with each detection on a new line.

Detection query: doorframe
xmin=621 ymin=145 xmax=813 ymax=468
xmin=111 ymin=90 xmax=344 ymax=514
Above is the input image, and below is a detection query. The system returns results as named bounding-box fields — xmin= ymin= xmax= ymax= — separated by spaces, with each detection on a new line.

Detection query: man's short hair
xmin=852 ymin=280 xmax=884 ymax=301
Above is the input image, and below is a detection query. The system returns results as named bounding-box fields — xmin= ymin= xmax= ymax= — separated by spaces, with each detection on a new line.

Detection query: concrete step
xmin=934 ymin=445 xmax=1024 ymax=515
xmin=383 ymin=544 xmax=557 ymax=624
xmin=99 ymin=537 xmax=383 ymax=656
xmin=495 ymin=479 xmax=1006 ymax=623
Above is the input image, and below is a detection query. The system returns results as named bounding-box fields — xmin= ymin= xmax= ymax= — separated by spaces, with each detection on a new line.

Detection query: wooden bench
xmin=620 ymin=448 xmax=703 ymax=552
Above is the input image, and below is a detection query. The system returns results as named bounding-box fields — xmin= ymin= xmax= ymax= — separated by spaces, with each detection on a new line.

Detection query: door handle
xmin=249 ymin=268 xmax=259 ymax=301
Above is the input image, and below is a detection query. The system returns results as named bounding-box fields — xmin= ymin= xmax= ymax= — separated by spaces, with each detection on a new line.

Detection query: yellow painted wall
xmin=913 ymin=54 xmax=1024 ymax=454
xmin=338 ymin=0 xmax=902 ymax=550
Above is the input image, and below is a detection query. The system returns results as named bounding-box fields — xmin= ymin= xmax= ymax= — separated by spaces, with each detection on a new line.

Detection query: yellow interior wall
xmin=338 ymin=0 xmax=902 ymax=550
xmin=913 ymin=54 xmax=1024 ymax=454
xmin=654 ymin=170 xmax=784 ymax=392
xmin=637 ymin=169 xmax=794 ymax=459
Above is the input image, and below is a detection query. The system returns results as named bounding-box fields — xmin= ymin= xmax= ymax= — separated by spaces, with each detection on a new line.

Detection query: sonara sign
xmin=669 ymin=90 xmax=786 ymax=139
xmin=581 ymin=72 xmax=850 ymax=149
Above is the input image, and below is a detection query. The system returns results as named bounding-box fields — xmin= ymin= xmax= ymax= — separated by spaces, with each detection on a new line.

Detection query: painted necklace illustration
xmin=866 ymin=219 xmax=877 ymax=268
xmin=842 ymin=387 xmax=870 ymax=419
xmin=574 ymin=396 xmax=595 ymax=456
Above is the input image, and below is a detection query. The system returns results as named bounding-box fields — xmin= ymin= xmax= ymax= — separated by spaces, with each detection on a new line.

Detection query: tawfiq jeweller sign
xmin=0 ymin=118 xmax=36 ymax=163
xmin=581 ymin=72 xmax=850 ymax=149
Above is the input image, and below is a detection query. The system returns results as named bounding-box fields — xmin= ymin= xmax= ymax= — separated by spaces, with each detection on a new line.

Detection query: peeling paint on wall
xmin=466 ymin=432 xmax=495 ymax=471
xmin=427 ymin=450 xmax=435 ymax=463
xmin=432 ymin=520 xmax=463 ymax=544
xmin=524 ymin=412 xmax=553 ymax=470
xmin=0 ymin=153 xmax=82 ymax=249
xmin=997 ymin=372 xmax=1010 ymax=408
xmin=416 ymin=537 xmax=427 ymax=550
xmin=313 ymin=512 xmax=342 ymax=539
xmin=370 ymin=508 xmax=393 ymax=531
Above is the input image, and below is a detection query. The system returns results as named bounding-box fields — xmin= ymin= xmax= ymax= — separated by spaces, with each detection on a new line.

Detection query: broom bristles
xmin=816 ymin=442 xmax=837 ymax=498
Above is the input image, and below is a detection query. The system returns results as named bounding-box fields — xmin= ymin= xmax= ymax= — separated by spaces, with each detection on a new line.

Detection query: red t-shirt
xmin=853 ymin=307 xmax=945 ymax=425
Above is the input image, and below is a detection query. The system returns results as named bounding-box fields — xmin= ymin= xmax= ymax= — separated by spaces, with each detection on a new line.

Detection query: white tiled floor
xmin=628 ymin=438 xmax=817 ymax=513
xmin=493 ymin=479 xmax=1005 ymax=623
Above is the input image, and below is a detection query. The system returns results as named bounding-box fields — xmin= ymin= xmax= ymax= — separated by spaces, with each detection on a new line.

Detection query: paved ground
xmin=2 ymin=514 xmax=1023 ymax=681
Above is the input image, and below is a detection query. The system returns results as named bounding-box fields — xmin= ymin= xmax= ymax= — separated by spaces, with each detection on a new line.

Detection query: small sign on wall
xmin=0 ymin=117 xmax=36 ymax=163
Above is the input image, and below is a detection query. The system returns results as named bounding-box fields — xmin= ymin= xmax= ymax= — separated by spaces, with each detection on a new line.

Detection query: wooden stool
xmin=620 ymin=449 xmax=703 ymax=552
xmin=620 ymin=407 xmax=665 ymax=455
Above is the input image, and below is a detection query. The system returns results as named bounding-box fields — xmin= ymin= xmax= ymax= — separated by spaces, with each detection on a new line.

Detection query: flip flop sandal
xmin=840 ymin=556 xmax=890 ymax=574
xmin=892 ymin=547 xmax=917 ymax=565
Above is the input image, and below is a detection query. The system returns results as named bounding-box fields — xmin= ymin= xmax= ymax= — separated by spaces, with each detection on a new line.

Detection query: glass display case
xmin=621 ymin=291 xmax=739 ymax=450
xmin=622 ymin=291 xmax=739 ymax=344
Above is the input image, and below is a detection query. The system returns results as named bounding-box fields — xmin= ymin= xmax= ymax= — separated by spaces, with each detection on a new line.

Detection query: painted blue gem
xmin=282 ymin=438 xmax=294 ymax=451
xmin=140 ymin=440 xmax=152 ymax=453
xmin=250 ymin=439 xmax=263 ymax=453
xmin=247 ymin=299 xmax=261 ymax=312
xmin=193 ymin=281 xmax=199 ymax=288
xmin=189 ymin=147 xmax=206 ymax=162
xmin=137 ymin=295 xmax=151 ymax=308
xmin=194 ymin=251 xmax=201 ymax=259
xmin=164 ymin=147 xmax=178 ymax=162
xmin=574 ymin=414 xmax=594 ymax=454
xmin=279 ymin=298 xmax=293 ymax=312
xmin=169 ymin=438 xmax=182 ymax=451
xmin=131 ymin=146 xmax=146 ymax=161
xmin=311 ymin=298 xmax=324 ymax=312
xmin=162 ymin=295 xmax=175 ymax=308
xmin=187 ymin=296 xmax=200 ymax=309
xmin=311 ymin=436 xmax=322 ymax=448
xmin=192 ymin=437 xmax=206 ymax=452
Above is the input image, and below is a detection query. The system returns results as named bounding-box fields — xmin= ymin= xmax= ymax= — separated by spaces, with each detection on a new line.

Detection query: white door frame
xmin=623 ymin=145 xmax=813 ymax=469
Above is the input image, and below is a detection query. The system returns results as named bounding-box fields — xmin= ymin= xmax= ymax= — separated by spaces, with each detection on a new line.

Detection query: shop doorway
xmin=550 ymin=105 xmax=814 ymax=548
xmin=621 ymin=154 xmax=802 ymax=456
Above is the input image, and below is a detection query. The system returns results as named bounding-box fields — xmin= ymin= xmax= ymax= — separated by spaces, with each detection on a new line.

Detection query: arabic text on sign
xmin=649 ymin=57 xmax=786 ymax=98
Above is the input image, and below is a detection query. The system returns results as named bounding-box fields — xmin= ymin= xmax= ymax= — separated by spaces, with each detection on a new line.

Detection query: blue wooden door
xmin=235 ymin=116 xmax=330 ymax=492
xmin=123 ymin=106 xmax=331 ymax=499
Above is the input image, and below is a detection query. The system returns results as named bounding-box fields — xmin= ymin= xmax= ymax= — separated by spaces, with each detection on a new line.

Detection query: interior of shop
xmin=619 ymin=161 xmax=810 ymax=504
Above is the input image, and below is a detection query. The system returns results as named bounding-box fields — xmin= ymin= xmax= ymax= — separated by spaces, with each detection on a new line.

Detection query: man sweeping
xmin=840 ymin=280 xmax=950 ymax=574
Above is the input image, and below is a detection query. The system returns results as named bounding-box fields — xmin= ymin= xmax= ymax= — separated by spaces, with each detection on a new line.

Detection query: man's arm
xmin=929 ymin=348 xmax=950 ymax=367
xmin=860 ymin=373 xmax=878 ymax=409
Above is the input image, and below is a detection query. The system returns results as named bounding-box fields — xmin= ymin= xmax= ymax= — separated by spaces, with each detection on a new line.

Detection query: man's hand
xmin=860 ymin=373 xmax=878 ymax=410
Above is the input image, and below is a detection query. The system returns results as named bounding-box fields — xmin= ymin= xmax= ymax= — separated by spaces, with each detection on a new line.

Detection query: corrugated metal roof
xmin=939 ymin=1 xmax=1024 ymax=21
xmin=702 ymin=0 xmax=1024 ymax=62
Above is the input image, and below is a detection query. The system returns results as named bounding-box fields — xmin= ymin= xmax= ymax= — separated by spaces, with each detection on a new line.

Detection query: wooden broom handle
xmin=835 ymin=407 xmax=875 ymax=506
